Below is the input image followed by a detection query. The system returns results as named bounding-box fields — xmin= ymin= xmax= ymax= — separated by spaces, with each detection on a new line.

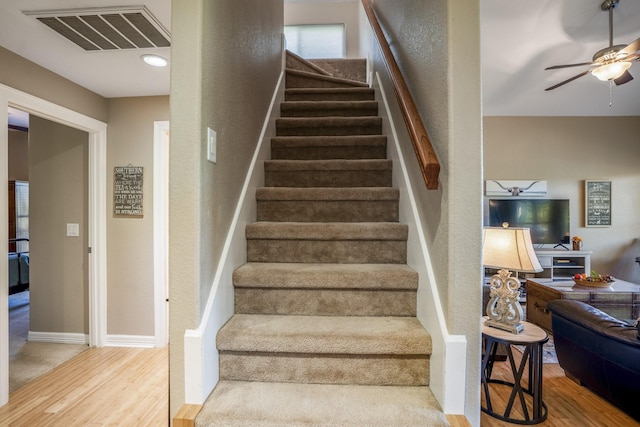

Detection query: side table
xmin=481 ymin=317 xmax=549 ymax=424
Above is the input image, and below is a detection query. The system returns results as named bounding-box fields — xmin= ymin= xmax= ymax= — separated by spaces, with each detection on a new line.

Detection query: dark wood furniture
xmin=526 ymin=278 xmax=640 ymax=331
xmin=482 ymin=318 xmax=549 ymax=424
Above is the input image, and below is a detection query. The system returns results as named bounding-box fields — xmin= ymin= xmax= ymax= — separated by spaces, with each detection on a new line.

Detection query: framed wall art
xmin=585 ymin=180 xmax=611 ymax=227
xmin=114 ymin=165 xmax=144 ymax=217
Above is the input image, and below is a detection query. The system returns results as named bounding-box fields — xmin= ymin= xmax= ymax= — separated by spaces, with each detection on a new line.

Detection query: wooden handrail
xmin=361 ymin=0 xmax=440 ymax=190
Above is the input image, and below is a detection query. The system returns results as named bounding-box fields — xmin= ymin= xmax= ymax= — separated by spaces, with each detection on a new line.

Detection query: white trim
xmin=184 ymin=71 xmax=284 ymax=404
xmin=375 ymin=73 xmax=467 ymax=414
xmin=0 ymin=83 xmax=108 ymax=406
xmin=106 ymin=335 xmax=156 ymax=348
xmin=28 ymin=331 xmax=90 ymax=345
xmin=0 ymin=91 xmax=9 ymax=406
xmin=153 ymin=121 xmax=170 ymax=348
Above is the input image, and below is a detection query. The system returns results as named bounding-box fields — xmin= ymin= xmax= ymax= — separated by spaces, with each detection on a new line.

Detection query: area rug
xmin=9 ymin=291 xmax=88 ymax=393
xmin=515 ymin=335 xmax=558 ymax=364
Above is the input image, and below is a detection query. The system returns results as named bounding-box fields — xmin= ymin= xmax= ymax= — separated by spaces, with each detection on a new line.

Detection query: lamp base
xmin=485 ymin=318 xmax=524 ymax=334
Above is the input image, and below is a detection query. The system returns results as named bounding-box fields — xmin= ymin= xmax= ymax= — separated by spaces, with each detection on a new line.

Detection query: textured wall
xmin=484 ymin=116 xmax=640 ymax=276
xmin=106 ymin=96 xmax=169 ymax=337
xmin=29 ymin=116 xmax=89 ymax=335
xmin=365 ymin=0 xmax=482 ymax=422
xmin=169 ymin=0 xmax=284 ymax=417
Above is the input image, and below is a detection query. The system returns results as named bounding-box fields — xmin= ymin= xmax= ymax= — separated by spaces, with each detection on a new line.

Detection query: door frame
xmin=153 ymin=121 xmax=169 ymax=347
xmin=0 ymin=83 xmax=107 ymax=406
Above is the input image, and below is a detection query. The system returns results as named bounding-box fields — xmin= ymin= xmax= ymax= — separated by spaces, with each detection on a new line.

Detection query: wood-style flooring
xmin=479 ymin=351 xmax=640 ymax=427
xmin=0 ymin=346 xmax=168 ymax=426
xmin=1 ymin=344 xmax=637 ymax=426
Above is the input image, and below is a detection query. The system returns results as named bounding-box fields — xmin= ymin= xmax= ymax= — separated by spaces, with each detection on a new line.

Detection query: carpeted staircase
xmin=195 ymin=51 xmax=448 ymax=426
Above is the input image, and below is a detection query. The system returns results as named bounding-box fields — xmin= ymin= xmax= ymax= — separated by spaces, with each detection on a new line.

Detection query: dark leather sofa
xmin=547 ymin=299 xmax=640 ymax=421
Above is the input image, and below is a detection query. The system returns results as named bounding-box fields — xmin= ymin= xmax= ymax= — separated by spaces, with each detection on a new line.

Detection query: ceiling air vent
xmin=23 ymin=6 xmax=170 ymax=51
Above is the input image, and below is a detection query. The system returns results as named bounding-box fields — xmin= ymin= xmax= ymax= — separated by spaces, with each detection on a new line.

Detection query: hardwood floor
xmin=1 ymin=343 xmax=636 ymax=426
xmin=0 ymin=346 xmax=168 ymax=426
xmin=481 ymin=351 xmax=640 ymax=427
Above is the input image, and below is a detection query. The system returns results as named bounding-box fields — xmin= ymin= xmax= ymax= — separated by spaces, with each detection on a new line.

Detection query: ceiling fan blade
xmin=614 ymin=70 xmax=633 ymax=85
xmin=545 ymin=70 xmax=591 ymax=91
xmin=545 ymin=62 xmax=594 ymax=70
xmin=619 ymin=37 xmax=640 ymax=56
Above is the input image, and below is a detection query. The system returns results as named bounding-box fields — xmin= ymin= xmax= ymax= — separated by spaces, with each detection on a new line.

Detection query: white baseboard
xmin=106 ymin=335 xmax=156 ymax=348
xmin=28 ymin=331 xmax=89 ymax=345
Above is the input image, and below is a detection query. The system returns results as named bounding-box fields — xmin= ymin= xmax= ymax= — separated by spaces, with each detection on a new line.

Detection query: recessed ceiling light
xmin=141 ymin=54 xmax=168 ymax=67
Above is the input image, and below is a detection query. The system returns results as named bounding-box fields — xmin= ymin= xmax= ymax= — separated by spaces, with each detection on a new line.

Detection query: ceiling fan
xmin=545 ymin=0 xmax=640 ymax=91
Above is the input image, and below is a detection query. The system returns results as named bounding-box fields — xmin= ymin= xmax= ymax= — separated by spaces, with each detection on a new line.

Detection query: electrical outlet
xmin=207 ymin=127 xmax=217 ymax=163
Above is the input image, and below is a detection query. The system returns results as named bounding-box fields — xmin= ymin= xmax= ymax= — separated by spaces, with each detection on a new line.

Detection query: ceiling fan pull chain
xmin=609 ymin=80 xmax=614 ymax=107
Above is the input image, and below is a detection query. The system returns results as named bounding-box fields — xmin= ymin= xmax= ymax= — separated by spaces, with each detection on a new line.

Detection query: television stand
xmin=532 ymin=250 xmax=591 ymax=281
xmin=553 ymin=243 xmax=570 ymax=250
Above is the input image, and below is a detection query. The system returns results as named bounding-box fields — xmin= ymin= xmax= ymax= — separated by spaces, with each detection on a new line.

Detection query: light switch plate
xmin=67 ymin=223 xmax=80 ymax=237
xmin=207 ymin=127 xmax=217 ymax=163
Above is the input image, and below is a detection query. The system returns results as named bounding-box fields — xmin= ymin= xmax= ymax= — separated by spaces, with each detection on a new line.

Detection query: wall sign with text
xmin=114 ymin=166 xmax=143 ymax=217
xmin=585 ymin=180 xmax=611 ymax=227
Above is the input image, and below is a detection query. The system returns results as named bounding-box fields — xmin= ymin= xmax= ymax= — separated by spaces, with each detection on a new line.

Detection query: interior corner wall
xmin=169 ymin=0 xmax=283 ymax=417
xmin=106 ymin=96 xmax=169 ymax=337
xmin=28 ymin=116 xmax=89 ymax=335
xmin=284 ymin=1 xmax=360 ymax=58
xmin=484 ymin=116 xmax=640 ymax=279
xmin=0 ymin=47 xmax=107 ymax=123
xmin=362 ymin=0 xmax=482 ymax=422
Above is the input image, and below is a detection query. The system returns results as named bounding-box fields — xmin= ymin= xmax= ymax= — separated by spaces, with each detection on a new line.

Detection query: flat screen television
xmin=486 ymin=199 xmax=570 ymax=245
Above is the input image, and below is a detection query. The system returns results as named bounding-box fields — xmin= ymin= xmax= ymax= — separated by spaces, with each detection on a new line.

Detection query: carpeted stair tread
xmin=285 ymin=50 xmax=332 ymax=77
xmin=271 ymin=135 xmax=387 ymax=160
xmin=281 ymin=100 xmax=378 ymax=117
xmin=276 ymin=116 xmax=382 ymax=136
xmin=264 ymin=158 xmax=391 ymax=171
xmin=233 ymin=262 xmax=418 ymax=290
xmin=310 ymin=58 xmax=367 ymax=83
xmin=245 ymin=221 xmax=407 ymax=241
xmin=256 ymin=187 xmax=399 ymax=222
xmin=256 ymin=186 xmax=398 ymax=201
xmin=285 ymin=87 xmax=375 ymax=101
xmin=286 ymin=68 xmax=368 ymax=89
xmin=196 ymin=381 xmax=448 ymax=427
xmin=217 ymin=314 xmax=431 ymax=355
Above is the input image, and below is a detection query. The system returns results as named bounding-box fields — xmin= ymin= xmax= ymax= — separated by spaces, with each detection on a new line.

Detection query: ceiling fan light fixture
xmin=141 ymin=54 xmax=168 ymax=67
xmin=592 ymin=61 xmax=632 ymax=81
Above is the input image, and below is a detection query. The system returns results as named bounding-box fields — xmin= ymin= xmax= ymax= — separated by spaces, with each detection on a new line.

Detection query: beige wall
xmin=0 ymin=47 xmax=107 ymax=123
xmin=28 ymin=116 xmax=89 ymax=335
xmin=106 ymin=96 xmax=169 ymax=337
xmin=484 ymin=116 xmax=640 ymax=277
xmin=8 ymin=129 xmax=28 ymax=181
xmin=285 ymin=1 xmax=360 ymax=58
xmin=169 ymin=0 xmax=284 ymax=416
xmin=367 ymin=0 xmax=483 ymax=421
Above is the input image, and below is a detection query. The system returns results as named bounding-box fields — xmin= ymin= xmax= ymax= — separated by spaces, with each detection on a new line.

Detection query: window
xmin=284 ymin=24 xmax=345 ymax=59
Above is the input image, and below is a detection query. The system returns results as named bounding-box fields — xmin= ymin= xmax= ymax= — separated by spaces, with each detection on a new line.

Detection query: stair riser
xmin=271 ymin=145 xmax=386 ymax=160
xmin=286 ymin=74 xmax=364 ymax=89
xmin=276 ymin=117 xmax=382 ymax=137
xmin=281 ymin=105 xmax=378 ymax=118
xmin=246 ymin=240 xmax=407 ymax=264
xmin=257 ymin=200 xmax=398 ymax=222
xmin=265 ymin=170 xmax=392 ymax=187
xmin=276 ymin=124 xmax=382 ymax=137
xmin=285 ymin=90 xmax=375 ymax=102
xmin=219 ymin=353 xmax=429 ymax=386
xmin=235 ymin=288 xmax=416 ymax=316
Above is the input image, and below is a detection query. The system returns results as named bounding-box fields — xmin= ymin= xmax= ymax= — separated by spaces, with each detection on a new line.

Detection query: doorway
xmin=0 ymin=83 xmax=107 ymax=406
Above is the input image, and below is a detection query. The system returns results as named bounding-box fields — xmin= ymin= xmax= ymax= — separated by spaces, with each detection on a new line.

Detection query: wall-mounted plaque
xmin=114 ymin=166 xmax=143 ymax=217
xmin=585 ymin=180 xmax=611 ymax=227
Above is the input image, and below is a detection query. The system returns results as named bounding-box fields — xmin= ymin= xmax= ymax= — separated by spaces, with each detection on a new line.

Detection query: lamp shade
xmin=482 ymin=226 xmax=542 ymax=273
xmin=592 ymin=61 xmax=632 ymax=81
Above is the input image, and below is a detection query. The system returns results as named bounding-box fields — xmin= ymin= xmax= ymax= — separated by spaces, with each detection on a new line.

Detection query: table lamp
xmin=483 ymin=225 xmax=542 ymax=334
